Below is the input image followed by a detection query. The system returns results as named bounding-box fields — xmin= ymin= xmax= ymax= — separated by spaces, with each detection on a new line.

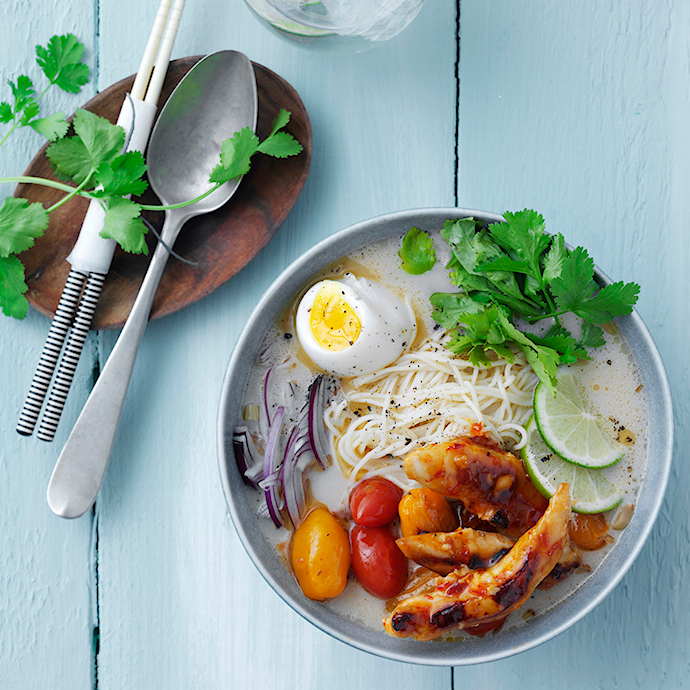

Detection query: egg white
xmin=295 ymin=274 xmax=415 ymax=377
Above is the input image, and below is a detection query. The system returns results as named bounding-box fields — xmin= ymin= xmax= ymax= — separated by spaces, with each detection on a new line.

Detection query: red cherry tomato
xmin=350 ymin=525 xmax=408 ymax=599
xmin=349 ymin=477 xmax=403 ymax=527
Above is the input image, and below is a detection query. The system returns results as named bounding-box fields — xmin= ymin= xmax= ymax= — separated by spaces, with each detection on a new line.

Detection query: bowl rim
xmin=217 ymin=207 xmax=673 ymax=666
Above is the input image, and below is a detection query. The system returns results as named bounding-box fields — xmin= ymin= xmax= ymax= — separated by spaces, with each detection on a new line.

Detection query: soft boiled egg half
xmin=295 ymin=274 xmax=416 ymax=377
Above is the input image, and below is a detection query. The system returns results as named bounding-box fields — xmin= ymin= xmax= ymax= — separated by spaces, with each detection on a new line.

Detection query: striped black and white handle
xmin=36 ymin=272 xmax=106 ymax=442
xmin=16 ymin=269 xmax=88 ymax=436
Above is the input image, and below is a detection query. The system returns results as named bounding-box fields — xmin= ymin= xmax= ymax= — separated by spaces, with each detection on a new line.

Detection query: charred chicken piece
xmin=538 ymin=541 xmax=583 ymax=590
xmin=404 ymin=436 xmax=548 ymax=539
xmin=383 ymin=483 xmax=571 ymax=641
xmin=397 ymin=528 xmax=515 ymax=575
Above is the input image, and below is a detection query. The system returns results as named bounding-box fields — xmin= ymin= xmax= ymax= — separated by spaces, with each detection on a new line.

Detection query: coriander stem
xmin=0 ymin=121 xmax=21 ymax=149
xmin=526 ymin=308 xmax=569 ymax=324
xmin=0 ymin=175 xmax=86 ymax=195
xmin=46 ymin=175 xmax=91 ymax=213
xmin=138 ymin=182 xmax=224 ymax=211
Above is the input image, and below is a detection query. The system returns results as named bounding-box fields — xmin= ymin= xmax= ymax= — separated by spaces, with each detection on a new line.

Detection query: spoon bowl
xmin=47 ymin=50 xmax=258 ymax=519
xmin=147 ymin=50 xmax=257 ymax=211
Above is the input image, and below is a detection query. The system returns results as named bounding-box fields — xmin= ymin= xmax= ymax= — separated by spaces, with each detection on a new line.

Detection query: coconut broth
xmin=238 ymin=231 xmax=649 ymax=638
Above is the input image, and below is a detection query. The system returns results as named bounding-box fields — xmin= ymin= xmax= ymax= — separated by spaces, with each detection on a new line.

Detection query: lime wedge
xmin=533 ymin=368 xmax=625 ymax=468
xmin=522 ymin=418 xmax=623 ymax=514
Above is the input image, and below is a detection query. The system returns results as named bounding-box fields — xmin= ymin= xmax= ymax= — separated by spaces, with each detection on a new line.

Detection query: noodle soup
xmin=236 ymin=228 xmax=648 ymax=639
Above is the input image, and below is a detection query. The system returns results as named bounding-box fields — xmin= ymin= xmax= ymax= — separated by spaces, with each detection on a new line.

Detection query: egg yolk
xmin=309 ymin=282 xmax=361 ymax=351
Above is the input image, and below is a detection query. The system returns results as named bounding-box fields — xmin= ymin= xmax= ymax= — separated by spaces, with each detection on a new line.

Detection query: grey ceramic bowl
xmin=217 ymin=208 xmax=673 ymax=665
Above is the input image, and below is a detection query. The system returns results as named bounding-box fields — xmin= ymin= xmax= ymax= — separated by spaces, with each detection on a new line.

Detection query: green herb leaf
xmin=0 ymin=255 xmax=29 ymax=318
xmin=572 ymin=281 xmax=640 ymax=323
xmin=93 ymin=151 xmax=148 ymax=198
xmin=257 ymin=131 xmax=303 ymax=158
xmin=47 ymin=108 xmax=124 ymax=186
xmin=577 ymin=322 xmax=606 ymax=349
xmin=549 ymin=246 xmax=598 ymax=312
xmin=268 ymin=108 xmax=291 ymax=137
xmin=0 ymin=198 xmax=49 ymax=257
xmin=209 ymin=127 xmax=260 ymax=184
xmin=9 ymin=75 xmax=36 ymax=114
xmin=542 ymin=232 xmax=566 ymax=283
xmin=35 ymin=34 xmax=89 ymax=94
xmin=399 ymin=227 xmax=436 ymax=274
xmin=28 ymin=111 xmax=69 ymax=141
xmin=0 ymin=102 xmax=12 ymax=123
xmin=99 ymin=197 xmax=148 ymax=254
xmin=488 ymin=209 xmax=550 ymax=276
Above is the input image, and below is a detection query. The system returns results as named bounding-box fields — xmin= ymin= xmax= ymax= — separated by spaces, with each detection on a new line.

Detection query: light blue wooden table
xmin=1 ymin=1 xmax=687 ymax=687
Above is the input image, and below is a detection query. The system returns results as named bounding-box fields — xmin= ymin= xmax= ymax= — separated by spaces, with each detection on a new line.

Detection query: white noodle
xmin=324 ymin=338 xmax=539 ymax=486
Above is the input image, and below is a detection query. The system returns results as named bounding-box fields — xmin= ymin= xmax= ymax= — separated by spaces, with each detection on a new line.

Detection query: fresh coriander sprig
xmin=0 ymin=34 xmax=88 ymax=148
xmin=403 ymin=210 xmax=640 ymax=395
xmin=0 ymin=34 xmax=303 ymax=320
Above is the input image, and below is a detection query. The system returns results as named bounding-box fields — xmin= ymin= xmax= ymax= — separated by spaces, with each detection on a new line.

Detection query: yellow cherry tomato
xmin=398 ymin=488 xmax=459 ymax=538
xmin=291 ymin=507 xmax=350 ymax=600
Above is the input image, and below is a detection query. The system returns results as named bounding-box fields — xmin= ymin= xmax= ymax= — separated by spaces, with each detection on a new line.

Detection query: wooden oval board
xmin=15 ymin=56 xmax=312 ymax=329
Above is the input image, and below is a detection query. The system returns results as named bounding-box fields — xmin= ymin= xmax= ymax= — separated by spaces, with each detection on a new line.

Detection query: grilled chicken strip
xmin=384 ymin=483 xmax=571 ymax=641
xmin=397 ymin=528 xmax=515 ymax=575
xmin=539 ymin=541 xmax=583 ymax=590
xmin=397 ymin=525 xmax=582 ymax=588
xmin=404 ymin=435 xmax=549 ymax=539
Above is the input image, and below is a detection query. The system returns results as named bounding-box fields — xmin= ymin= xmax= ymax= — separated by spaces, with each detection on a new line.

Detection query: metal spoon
xmin=47 ymin=50 xmax=258 ymax=519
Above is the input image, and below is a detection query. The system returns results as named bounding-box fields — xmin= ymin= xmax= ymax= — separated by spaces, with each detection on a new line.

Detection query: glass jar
xmin=244 ymin=0 xmax=425 ymax=53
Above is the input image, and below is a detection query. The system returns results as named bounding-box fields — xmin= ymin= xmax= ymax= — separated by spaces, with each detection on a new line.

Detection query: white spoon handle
xmin=47 ymin=211 xmax=185 ymax=519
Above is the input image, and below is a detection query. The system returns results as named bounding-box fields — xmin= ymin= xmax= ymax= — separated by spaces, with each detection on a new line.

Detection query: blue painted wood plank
xmin=92 ymin=1 xmax=456 ymax=687
xmin=0 ymin=3 xmax=98 ymax=686
xmin=456 ymin=0 xmax=689 ymax=685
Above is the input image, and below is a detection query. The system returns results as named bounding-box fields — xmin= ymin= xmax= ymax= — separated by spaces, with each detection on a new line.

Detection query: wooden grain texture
xmin=0 ymin=3 xmax=97 ymax=687
xmin=17 ymin=57 xmax=312 ymax=329
xmin=455 ymin=0 xmax=689 ymax=687
xmin=3 ymin=0 xmax=689 ymax=687
xmin=93 ymin=1 xmax=456 ymax=688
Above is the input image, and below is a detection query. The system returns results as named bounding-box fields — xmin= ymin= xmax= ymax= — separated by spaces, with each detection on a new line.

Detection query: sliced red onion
xmin=306 ymin=375 xmax=330 ymax=468
xmin=262 ymin=368 xmax=272 ymax=425
xmin=233 ymin=426 xmax=262 ymax=489
xmin=261 ymin=406 xmax=285 ymax=527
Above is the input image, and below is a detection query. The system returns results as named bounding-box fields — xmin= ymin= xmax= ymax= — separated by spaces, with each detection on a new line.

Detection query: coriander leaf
xmin=47 ymin=108 xmax=124 ymax=186
xmin=93 ymin=151 xmax=148 ymax=197
xmin=578 ymin=321 xmax=606 ymax=349
xmin=35 ymin=34 xmax=89 ymax=93
xmin=399 ymin=226 xmax=436 ymax=274
xmin=526 ymin=327 xmax=587 ymax=364
xmin=448 ymin=259 xmax=494 ymax=292
xmin=441 ymin=218 xmax=478 ymax=270
xmin=268 ymin=108 xmax=291 ymax=137
xmin=542 ymin=232 xmax=566 ymax=282
xmin=209 ymin=127 xmax=260 ymax=184
xmin=0 ymin=255 xmax=29 ymax=318
xmin=0 ymin=198 xmax=49 ymax=257
xmin=430 ymin=292 xmax=484 ymax=328
xmin=468 ymin=344 xmax=492 ymax=367
xmin=9 ymin=75 xmax=35 ymax=114
xmin=495 ymin=310 xmax=560 ymax=392
xmin=549 ymin=245 xmax=598 ymax=312
xmin=257 ymin=131 xmax=303 ymax=158
xmin=476 ymin=256 xmax=531 ymax=275
xmin=573 ymin=281 xmax=640 ymax=323
xmin=20 ymin=99 xmax=40 ymax=124
xmin=99 ymin=197 xmax=148 ymax=254
xmin=0 ymin=102 xmax=12 ymax=123
xmin=445 ymin=331 xmax=473 ymax=354
xmin=28 ymin=112 xmax=69 ymax=141
xmin=488 ymin=209 xmax=551 ymax=279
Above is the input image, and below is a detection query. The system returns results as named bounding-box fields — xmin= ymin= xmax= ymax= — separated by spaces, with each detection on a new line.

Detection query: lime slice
xmin=533 ymin=368 xmax=625 ymax=468
xmin=522 ymin=418 xmax=623 ymax=514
